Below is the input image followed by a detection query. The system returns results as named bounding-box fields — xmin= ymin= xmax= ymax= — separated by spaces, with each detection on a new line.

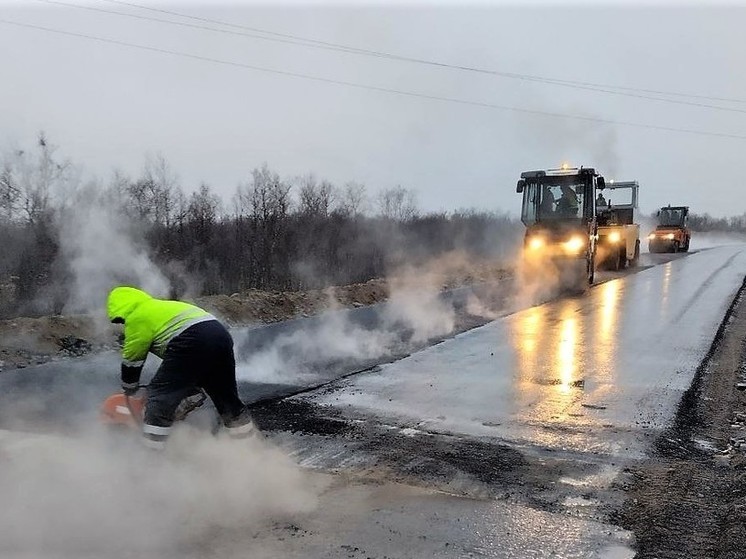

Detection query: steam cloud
xmin=57 ymin=187 xmax=170 ymax=315
xmin=236 ymin=251 xmax=510 ymax=384
xmin=0 ymin=426 xmax=320 ymax=558
xmin=235 ymin=305 xmax=397 ymax=383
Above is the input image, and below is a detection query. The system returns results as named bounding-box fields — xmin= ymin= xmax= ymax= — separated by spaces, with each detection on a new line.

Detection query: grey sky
xmin=1 ymin=0 xmax=745 ymax=216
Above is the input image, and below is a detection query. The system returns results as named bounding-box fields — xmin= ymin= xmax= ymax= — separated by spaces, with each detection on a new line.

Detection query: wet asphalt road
xmin=307 ymin=246 xmax=746 ymax=459
xmin=0 ymin=250 xmax=685 ymax=432
xmin=0 ymin=244 xmax=742 ymax=558
xmin=0 ymin=281 xmax=513 ymax=431
xmin=253 ymin=245 xmax=746 ymax=557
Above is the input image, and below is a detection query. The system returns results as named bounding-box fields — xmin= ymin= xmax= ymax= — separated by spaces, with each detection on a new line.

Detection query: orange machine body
xmin=100 ymin=393 xmax=145 ymax=429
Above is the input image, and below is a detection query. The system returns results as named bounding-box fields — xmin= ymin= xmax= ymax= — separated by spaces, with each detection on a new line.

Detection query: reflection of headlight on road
xmin=563 ymin=236 xmax=585 ymax=253
xmin=665 ymin=233 xmax=675 ymax=240
xmin=608 ymin=231 xmax=621 ymax=243
xmin=528 ymin=237 xmax=544 ymax=250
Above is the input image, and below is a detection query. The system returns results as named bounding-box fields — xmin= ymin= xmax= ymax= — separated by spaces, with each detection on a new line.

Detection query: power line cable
xmin=2 ymin=17 xmax=746 ymax=142
xmin=38 ymin=0 xmax=368 ymax=53
xmin=90 ymin=0 xmax=746 ymax=107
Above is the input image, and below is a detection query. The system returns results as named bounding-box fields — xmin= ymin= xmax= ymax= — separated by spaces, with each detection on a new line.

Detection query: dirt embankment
xmin=192 ymin=279 xmax=390 ymax=326
xmin=0 ymin=282 xmax=393 ymax=372
xmin=618 ymin=280 xmax=746 ymax=558
xmin=0 ymin=262 xmax=511 ymax=372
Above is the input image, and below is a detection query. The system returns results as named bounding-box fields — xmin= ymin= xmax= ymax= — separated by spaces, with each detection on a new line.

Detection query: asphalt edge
xmin=666 ymin=272 xmax=746 ymax=447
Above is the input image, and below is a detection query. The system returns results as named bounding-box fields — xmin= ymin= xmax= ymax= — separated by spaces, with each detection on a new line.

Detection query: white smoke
xmin=381 ymin=264 xmax=456 ymax=343
xmin=465 ymin=290 xmax=503 ymax=321
xmin=236 ymin=306 xmax=396 ymax=383
xmin=57 ymin=184 xmax=170 ymax=315
xmin=0 ymin=426 xmax=319 ymax=558
xmin=511 ymin=255 xmax=562 ymax=310
xmin=236 ymin=251 xmax=513 ymax=384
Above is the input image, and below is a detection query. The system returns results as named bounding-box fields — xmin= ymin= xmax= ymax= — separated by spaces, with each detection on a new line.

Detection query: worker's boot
xmin=224 ymin=407 xmax=258 ymax=440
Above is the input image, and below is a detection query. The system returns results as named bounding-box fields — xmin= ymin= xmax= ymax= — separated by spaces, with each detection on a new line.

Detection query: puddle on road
xmin=560 ymin=465 xmax=620 ymax=489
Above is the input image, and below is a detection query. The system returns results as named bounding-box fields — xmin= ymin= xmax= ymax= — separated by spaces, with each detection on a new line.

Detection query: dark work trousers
xmin=144 ymin=320 xmax=248 ymax=429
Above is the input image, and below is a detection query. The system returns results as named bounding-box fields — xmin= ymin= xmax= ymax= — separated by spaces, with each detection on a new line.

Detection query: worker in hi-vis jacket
xmin=107 ymin=286 xmax=255 ymax=449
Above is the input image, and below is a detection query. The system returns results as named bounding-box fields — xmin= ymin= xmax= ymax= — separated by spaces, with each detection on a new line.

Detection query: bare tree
xmin=124 ymin=154 xmax=181 ymax=226
xmin=171 ymin=187 xmax=188 ymax=230
xmin=377 ymin=185 xmax=418 ymax=221
xmin=125 ymin=176 xmax=153 ymax=222
xmin=0 ymin=163 xmax=20 ymax=222
xmin=234 ymin=164 xmax=293 ymax=288
xmin=246 ymin=164 xmax=292 ymax=221
xmin=337 ymin=181 xmax=368 ymax=216
xmin=143 ymin=153 xmax=180 ymax=227
xmin=187 ymin=183 xmax=221 ymax=238
xmin=106 ymin=169 xmax=131 ymax=207
xmin=298 ymin=174 xmax=336 ymax=217
xmin=3 ymin=133 xmax=71 ymax=225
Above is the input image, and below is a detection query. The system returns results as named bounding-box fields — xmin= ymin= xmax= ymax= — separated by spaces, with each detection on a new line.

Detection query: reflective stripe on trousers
xmin=142 ymin=423 xmax=171 ymax=449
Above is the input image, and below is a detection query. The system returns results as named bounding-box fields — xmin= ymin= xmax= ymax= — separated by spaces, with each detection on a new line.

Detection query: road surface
xmin=0 ymin=251 xmax=684 ymax=432
xmin=0 ymin=245 xmax=743 ymax=558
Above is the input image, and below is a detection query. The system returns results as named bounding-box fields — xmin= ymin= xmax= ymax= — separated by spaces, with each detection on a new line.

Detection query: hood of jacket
xmin=107 ymin=286 xmax=153 ymax=322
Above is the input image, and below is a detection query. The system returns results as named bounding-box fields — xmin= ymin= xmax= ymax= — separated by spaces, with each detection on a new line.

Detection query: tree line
xmin=0 ymin=134 xmax=520 ymax=318
xmin=6 ymin=134 xmax=740 ymax=319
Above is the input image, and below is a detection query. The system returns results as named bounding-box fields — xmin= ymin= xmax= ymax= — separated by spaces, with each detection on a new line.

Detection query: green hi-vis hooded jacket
xmin=107 ymin=287 xmax=215 ymax=388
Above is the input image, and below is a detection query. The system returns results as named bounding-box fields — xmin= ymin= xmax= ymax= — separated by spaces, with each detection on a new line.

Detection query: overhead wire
xmin=2 ymin=17 xmax=745 ymax=141
xmin=85 ymin=0 xmax=746 ymax=108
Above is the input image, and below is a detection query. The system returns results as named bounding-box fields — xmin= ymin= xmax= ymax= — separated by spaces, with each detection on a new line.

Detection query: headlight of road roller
xmin=608 ymin=231 xmax=621 ymax=243
xmin=665 ymin=233 xmax=675 ymax=240
xmin=528 ymin=236 xmax=545 ymax=250
xmin=648 ymin=233 xmax=656 ymax=240
xmin=563 ymin=236 xmax=585 ymax=253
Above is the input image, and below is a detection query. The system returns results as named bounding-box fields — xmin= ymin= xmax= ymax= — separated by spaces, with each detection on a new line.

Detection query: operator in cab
xmin=539 ymin=186 xmax=555 ymax=218
xmin=556 ymin=185 xmax=580 ymax=217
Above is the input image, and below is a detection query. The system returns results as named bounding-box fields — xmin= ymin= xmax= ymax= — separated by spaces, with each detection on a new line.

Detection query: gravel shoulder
xmin=618 ymin=277 xmax=746 ymax=558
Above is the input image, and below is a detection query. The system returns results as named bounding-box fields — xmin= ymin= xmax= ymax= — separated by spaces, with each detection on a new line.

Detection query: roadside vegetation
xmin=3 ymin=133 xmax=745 ymax=324
xmin=0 ymin=133 xmax=519 ymax=319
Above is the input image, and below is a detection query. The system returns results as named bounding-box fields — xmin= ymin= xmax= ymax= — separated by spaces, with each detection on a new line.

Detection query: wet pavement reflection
xmin=313 ymin=245 xmax=746 ymax=458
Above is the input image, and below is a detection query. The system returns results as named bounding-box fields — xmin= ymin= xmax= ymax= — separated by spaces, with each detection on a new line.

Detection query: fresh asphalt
xmin=0 ymin=251 xmax=690 ymax=433
xmin=1 ymin=244 xmax=742 ymax=558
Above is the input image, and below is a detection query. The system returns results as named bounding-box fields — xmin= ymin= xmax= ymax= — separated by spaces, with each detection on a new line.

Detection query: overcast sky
xmin=1 ymin=0 xmax=745 ymax=217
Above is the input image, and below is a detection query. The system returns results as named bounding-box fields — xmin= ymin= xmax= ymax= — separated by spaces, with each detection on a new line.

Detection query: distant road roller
xmin=595 ymin=180 xmax=640 ymax=271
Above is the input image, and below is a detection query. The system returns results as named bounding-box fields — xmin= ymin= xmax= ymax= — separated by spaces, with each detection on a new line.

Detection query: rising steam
xmin=56 ymin=185 xmax=170 ymax=315
xmin=0 ymin=426 xmax=320 ymax=558
xmin=235 ymin=251 xmax=512 ymax=384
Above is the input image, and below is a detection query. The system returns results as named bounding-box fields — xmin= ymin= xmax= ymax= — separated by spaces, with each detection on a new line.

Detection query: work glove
xmin=122 ymin=382 xmax=140 ymax=396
